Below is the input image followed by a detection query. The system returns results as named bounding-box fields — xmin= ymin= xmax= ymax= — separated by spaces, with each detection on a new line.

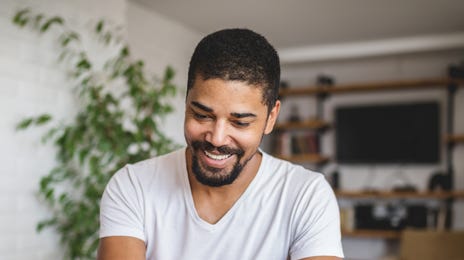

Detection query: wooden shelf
xmin=279 ymin=77 xmax=464 ymax=97
xmin=276 ymin=153 xmax=329 ymax=164
xmin=335 ymin=190 xmax=464 ymax=199
xmin=274 ymin=76 xmax=464 ymax=243
xmin=342 ymin=229 xmax=401 ymax=239
xmin=274 ymin=119 xmax=330 ymax=131
xmin=445 ymin=134 xmax=464 ymax=144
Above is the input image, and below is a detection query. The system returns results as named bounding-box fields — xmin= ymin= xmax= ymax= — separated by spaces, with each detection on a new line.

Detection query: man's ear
xmin=264 ymin=100 xmax=281 ymax=135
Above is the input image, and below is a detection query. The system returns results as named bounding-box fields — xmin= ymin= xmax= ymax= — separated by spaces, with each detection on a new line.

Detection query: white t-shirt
xmin=100 ymin=148 xmax=344 ymax=259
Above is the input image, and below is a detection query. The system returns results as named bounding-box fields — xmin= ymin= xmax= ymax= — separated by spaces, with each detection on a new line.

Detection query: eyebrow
xmin=191 ymin=101 xmax=257 ymax=118
xmin=230 ymin=112 xmax=257 ymax=119
xmin=191 ymin=101 xmax=213 ymax=112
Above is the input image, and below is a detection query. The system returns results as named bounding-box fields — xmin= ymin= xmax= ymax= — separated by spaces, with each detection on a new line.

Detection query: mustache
xmin=191 ymin=141 xmax=244 ymax=156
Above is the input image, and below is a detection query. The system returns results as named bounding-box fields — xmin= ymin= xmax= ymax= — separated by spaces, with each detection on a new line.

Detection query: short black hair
xmin=187 ymin=28 xmax=280 ymax=113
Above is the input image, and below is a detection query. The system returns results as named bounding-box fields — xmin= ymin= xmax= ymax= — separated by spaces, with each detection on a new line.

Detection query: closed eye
xmin=193 ymin=111 xmax=209 ymax=120
xmin=233 ymin=120 xmax=250 ymax=127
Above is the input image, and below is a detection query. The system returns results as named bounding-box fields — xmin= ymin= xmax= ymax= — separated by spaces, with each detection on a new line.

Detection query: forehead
xmin=187 ymin=78 xmax=267 ymax=111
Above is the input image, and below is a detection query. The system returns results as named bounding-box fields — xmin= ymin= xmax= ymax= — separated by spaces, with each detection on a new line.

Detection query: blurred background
xmin=1 ymin=0 xmax=463 ymax=259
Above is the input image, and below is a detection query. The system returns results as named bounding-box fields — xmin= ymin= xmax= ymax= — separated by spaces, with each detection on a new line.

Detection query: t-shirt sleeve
xmin=289 ymin=175 xmax=344 ymax=259
xmin=99 ymin=165 xmax=146 ymax=242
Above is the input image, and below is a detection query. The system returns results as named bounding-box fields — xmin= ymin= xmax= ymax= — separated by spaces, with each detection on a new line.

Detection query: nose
xmin=206 ymin=120 xmax=230 ymax=147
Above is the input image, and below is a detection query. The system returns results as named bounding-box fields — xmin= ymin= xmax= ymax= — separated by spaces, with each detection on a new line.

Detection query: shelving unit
xmin=337 ymin=190 xmax=464 ymax=239
xmin=335 ymin=190 xmax=464 ymax=199
xmin=279 ymin=77 xmax=464 ymax=96
xmin=342 ymin=229 xmax=401 ymax=239
xmin=276 ymin=153 xmax=330 ymax=165
xmin=274 ymin=119 xmax=329 ymax=131
xmin=446 ymin=134 xmax=464 ymax=144
xmin=274 ymin=77 xmax=464 ymax=165
xmin=272 ymin=76 xmax=464 ymax=240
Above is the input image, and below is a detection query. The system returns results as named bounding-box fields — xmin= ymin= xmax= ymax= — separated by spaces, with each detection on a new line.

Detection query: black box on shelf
xmin=355 ymin=203 xmax=429 ymax=231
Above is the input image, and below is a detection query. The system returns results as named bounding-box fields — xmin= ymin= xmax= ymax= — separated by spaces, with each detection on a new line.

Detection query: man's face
xmin=184 ymin=77 xmax=280 ymax=187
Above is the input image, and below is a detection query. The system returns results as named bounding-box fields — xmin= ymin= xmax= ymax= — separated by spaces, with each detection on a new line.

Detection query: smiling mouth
xmin=204 ymin=150 xmax=232 ymax=160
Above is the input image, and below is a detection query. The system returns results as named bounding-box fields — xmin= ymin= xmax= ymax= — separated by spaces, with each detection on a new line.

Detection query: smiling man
xmin=98 ymin=29 xmax=344 ymax=260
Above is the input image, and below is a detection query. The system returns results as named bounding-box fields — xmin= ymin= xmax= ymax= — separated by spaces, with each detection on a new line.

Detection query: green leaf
xmin=36 ymin=114 xmax=52 ymax=125
xmin=39 ymin=176 xmax=51 ymax=191
xmin=12 ymin=8 xmax=30 ymax=27
xmin=78 ymin=148 xmax=90 ymax=165
xmin=16 ymin=118 xmax=33 ymax=130
xmin=120 ymin=46 xmax=129 ymax=57
xmin=41 ymin=128 xmax=59 ymax=143
xmin=77 ymin=58 xmax=91 ymax=70
xmin=61 ymin=31 xmax=79 ymax=47
xmin=40 ymin=16 xmax=63 ymax=32
xmin=104 ymin=32 xmax=111 ymax=45
xmin=33 ymin=14 xmax=44 ymax=29
xmin=58 ymin=193 xmax=68 ymax=203
xmin=96 ymin=20 xmax=104 ymax=33
xmin=164 ymin=66 xmax=175 ymax=81
xmin=37 ymin=218 xmax=57 ymax=232
xmin=45 ymin=188 xmax=54 ymax=200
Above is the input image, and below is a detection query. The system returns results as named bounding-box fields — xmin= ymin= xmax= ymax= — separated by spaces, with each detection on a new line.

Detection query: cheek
xmin=184 ymin=119 xmax=203 ymax=141
xmin=237 ymin=130 xmax=263 ymax=149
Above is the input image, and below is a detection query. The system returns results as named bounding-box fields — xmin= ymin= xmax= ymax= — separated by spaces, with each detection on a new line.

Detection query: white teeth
xmin=204 ymin=150 xmax=232 ymax=160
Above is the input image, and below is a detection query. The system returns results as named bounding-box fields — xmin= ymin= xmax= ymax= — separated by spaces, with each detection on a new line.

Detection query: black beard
xmin=190 ymin=141 xmax=245 ymax=187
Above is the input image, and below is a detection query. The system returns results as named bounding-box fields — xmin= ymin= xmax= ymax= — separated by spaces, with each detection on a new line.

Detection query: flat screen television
xmin=335 ymin=102 xmax=440 ymax=164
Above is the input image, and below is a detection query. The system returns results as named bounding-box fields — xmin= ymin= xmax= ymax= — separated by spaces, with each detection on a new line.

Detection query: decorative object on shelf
xmin=271 ymin=131 xmax=319 ymax=157
xmin=13 ymin=8 xmax=178 ymax=259
xmin=340 ymin=207 xmax=354 ymax=232
xmin=278 ymin=80 xmax=289 ymax=100
xmin=428 ymin=172 xmax=452 ymax=191
xmin=316 ymin=74 xmax=335 ymax=86
xmin=354 ymin=202 xmax=430 ymax=231
xmin=288 ymin=104 xmax=302 ymax=122
xmin=448 ymin=60 xmax=464 ymax=78
xmin=337 ymin=189 xmax=464 ymax=239
xmin=315 ymin=74 xmax=335 ymax=117
xmin=280 ymin=80 xmax=289 ymax=89
xmin=330 ymin=169 xmax=340 ymax=190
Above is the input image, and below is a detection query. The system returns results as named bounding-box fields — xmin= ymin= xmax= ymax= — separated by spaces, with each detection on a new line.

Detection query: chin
xmin=191 ymin=152 xmax=243 ymax=187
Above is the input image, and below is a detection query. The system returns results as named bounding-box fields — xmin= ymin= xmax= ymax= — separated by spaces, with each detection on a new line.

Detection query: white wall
xmin=127 ymin=3 xmax=202 ymax=144
xmin=0 ymin=0 xmax=200 ymax=259
xmin=274 ymin=49 xmax=464 ymax=259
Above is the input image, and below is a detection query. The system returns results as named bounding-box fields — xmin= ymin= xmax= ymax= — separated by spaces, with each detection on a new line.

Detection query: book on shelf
xmin=271 ymin=131 xmax=320 ymax=156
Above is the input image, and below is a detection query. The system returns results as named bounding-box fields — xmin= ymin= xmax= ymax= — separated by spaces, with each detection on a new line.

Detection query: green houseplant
xmin=13 ymin=9 xmax=179 ymax=259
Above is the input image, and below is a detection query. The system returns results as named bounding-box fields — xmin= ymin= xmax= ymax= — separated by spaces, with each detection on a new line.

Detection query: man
xmin=98 ymin=28 xmax=344 ymax=260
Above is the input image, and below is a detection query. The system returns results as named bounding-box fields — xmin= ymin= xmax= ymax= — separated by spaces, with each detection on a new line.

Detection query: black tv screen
xmin=335 ymin=102 xmax=440 ymax=164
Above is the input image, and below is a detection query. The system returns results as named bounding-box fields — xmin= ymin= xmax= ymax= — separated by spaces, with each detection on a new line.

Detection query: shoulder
xmin=108 ymin=148 xmax=186 ymax=190
xmin=128 ymin=148 xmax=184 ymax=173
xmin=261 ymin=151 xmax=329 ymax=190
xmin=260 ymin=152 xmax=343 ymax=259
xmin=260 ymin=151 xmax=337 ymax=214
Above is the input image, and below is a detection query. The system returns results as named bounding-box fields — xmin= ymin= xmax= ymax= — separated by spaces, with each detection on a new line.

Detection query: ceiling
xmin=132 ymin=0 xmax=464 ymax=62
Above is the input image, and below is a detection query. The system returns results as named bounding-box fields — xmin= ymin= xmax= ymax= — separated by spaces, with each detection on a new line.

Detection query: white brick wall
xmin=127 ymin=2 xmax=202 ymax=144
xmin=0 ymin=0 xmax=200 ymax=258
